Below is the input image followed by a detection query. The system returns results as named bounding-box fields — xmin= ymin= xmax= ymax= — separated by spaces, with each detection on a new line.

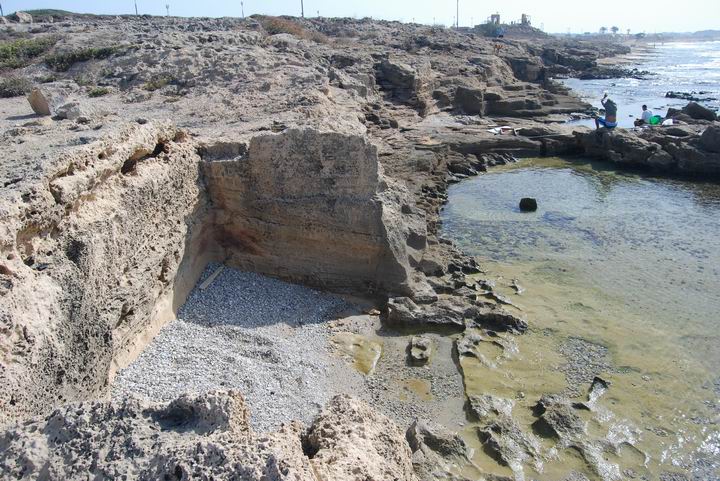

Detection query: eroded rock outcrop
xmin=0 ymin=121 xmax=215 ymax=424
xmin=0 ymin=391 xmax=417 ymax=481
xmin=575 ymin=122 xmax=720 ymax=175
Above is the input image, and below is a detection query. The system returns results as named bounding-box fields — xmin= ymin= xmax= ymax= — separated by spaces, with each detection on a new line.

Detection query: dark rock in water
xmin=700 ymin=125 xmax=720 ymax=153
xmin=519 ymin=197 xmax=538 ymax=212
xmin=666 ymin=91 xmax=717 ymax=102
xmin=681 ymin=102 xmax=717 ymax=121
xmin=665 ymin=90 xmax=717 ymax=102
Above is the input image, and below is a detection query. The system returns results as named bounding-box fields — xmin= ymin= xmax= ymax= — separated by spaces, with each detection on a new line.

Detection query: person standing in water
xmin=595 ymin=92 xmax=618 ymax=129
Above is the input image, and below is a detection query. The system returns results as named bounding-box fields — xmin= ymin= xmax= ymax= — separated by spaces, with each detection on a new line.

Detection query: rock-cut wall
xmin=204 ymin=128 xmax=420 ymax=296
xmin=0 ymin=121 xmax=219 ymax=424
xmin=0 ymin=125 xmax=425 ymax=424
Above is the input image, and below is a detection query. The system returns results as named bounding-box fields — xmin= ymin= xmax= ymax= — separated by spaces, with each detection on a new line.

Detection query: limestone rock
xmin=55 ymin=101 xmax=97 ymax=121
xmin=13 ymin=11 xmax=33 ymax=23
xmin=203 ymin=128 xmax=417 ymax=296
xmin=406 ymin=419 xmax=471 ymax=481
xmin=27 ymin=88 xmax=53 ymax=116
xmin=454 ymin=86 xmax=485 ymax=115
xmin=409 ymin=335 xmax=433 ymax=364
xmin=468 ymin=393 xmax=514 ymax=420
xmin=306 ymin=395 xmax=418 ymax=481
xmin=478 ymin=414 xmax=542 ymax=475
xmin=0 ymin=391 xmax=414 ymax=481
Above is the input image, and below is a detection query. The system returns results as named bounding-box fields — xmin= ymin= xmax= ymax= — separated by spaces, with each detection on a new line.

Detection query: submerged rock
xmin=478 ymin=414 xmax=543 ymax=475
xmin=406 ymin=419 xmax=472 ymax=481
xmin=468 ymin=393 xmax=514 ymax=420
xmin=519 ymin=197 xmax=538 ymax=212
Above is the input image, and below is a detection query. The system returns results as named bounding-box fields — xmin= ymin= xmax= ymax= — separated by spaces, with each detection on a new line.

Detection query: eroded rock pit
xmin=0 ymin=121 xmax=422 ymax=425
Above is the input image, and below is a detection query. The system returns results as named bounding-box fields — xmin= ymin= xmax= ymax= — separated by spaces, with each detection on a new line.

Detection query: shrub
xmin=87 ymin=86 xmax=110 ymax=97
xmin=258 ymin=16 xmax=328 ymax=43
xmin=45 ymin=46 xmax=126 ymax=72
xmin=143 ymin=75 xmax=173 ymax=92
xmin=0 ymin=76 xmax=32 ymax=97
xmin=0 ymin=36 xmax=57 ymax=69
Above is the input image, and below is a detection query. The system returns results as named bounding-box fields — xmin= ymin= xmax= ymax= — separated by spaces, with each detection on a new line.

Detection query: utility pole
xmin=241 ymin=1 xmax=244 ymax=18
xmin=134 ymin=0 xmax=138 ymax=15
xmin=300 ymin=0 xmax=304 ymax=18
xmin=456 ymin=0 xmax=459 ymax=29
xmin=0 ymin=2 xmax=4 ymax=18
xmin=165 ymin=4 xmax=169 ymax=16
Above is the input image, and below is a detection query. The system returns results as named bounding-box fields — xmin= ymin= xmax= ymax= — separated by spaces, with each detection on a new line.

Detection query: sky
xmin=4 ymin=0 xmax=720 ymax=34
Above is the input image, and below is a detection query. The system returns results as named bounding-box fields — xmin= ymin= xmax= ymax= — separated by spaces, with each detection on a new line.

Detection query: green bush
xmin=0 ymin=36 xmax=57 ymax=69
xmin=0 ymin=76 xmax=32 ymax=97
xmin=45 ymin=46 xmax=125 ymax=72
xmin=87 ymin=86 xmax=110 ymax=97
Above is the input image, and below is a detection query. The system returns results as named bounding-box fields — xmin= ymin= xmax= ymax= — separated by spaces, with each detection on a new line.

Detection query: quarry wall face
xmin=0 ymin=124 xmax=421 ymax=423
xmin=203 ymin=128 xmax=417 ymax=296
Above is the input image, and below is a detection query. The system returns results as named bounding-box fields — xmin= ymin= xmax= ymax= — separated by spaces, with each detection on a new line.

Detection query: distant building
xmin=489 ymin=13 xmax=500 ymax=25
xmin=521 ymin=14 xmax=531 ymax=26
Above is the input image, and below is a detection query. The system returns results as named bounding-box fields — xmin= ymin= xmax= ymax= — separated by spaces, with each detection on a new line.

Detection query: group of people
xmin=594 ymin=93 xmax=663 ymax=130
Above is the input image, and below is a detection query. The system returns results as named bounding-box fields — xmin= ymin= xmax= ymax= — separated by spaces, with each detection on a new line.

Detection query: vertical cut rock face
xmin=0 ymin=122 xmax=217 ymax=424
xmin=204 ymin=128 xmax=418 ymax=296
xmin=0 ymin=124 xmax=425 ymax=424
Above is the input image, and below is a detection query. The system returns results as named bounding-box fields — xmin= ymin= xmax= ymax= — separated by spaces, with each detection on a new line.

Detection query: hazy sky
xmin=5 ymin=0 xmax=720 ymax=33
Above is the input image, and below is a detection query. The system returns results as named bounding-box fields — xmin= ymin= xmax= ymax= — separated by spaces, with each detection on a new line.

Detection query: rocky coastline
xmin=1 ymin=11 xmax=718 ymax=480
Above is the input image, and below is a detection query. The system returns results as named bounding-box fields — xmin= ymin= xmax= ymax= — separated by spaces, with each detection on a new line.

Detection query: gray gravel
xmin=112 ymin=263 xmax=366 ymax=433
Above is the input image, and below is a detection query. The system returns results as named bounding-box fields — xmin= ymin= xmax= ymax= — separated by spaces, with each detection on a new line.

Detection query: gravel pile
xmin=112 ymin=263 xmax=366 ymax=432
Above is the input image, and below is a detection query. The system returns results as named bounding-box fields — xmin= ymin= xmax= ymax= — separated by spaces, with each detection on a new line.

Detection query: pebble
xmin=112 ymin=263 xmax=365 ymax=433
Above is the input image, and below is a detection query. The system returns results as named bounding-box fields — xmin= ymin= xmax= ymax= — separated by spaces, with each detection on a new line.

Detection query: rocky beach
xmin=0 ymin=10 xmax=719 ymax=481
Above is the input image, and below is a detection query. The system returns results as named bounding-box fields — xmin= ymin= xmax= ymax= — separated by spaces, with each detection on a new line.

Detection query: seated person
xmin=634 ymin=105 xmax=654 ymax=126
xmin=595 ymin=93 xmax=618 ymax=129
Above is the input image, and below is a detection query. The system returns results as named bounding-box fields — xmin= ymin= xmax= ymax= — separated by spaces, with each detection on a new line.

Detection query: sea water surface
xmin=431 ymin=41 xmax=720 ymax=480
xmin=441 ymin=157 xmax=720 ymax=479
xmin=563 ymin=40 xmax=720 ymax=128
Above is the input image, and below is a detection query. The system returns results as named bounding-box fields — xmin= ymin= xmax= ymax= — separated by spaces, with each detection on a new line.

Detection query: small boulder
xmin=0 ymin=16 xmax=9 ymax=25
xmin=27 ymin=88 xmax=52 ymax=116
xmin=681 ymin=101 xmax=717 ymax=121
xmin=519 ymin=197 xmax=537 ymax=212
xmin=700 ymin=125 xmax=720 ymax=153
xmin=14 ymin=11 xmax=33 ymax=23
xmin=409 ymin=336 xmax=432 ymax=364
xmin=55 ymin=101 xmax=88 ymax=121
